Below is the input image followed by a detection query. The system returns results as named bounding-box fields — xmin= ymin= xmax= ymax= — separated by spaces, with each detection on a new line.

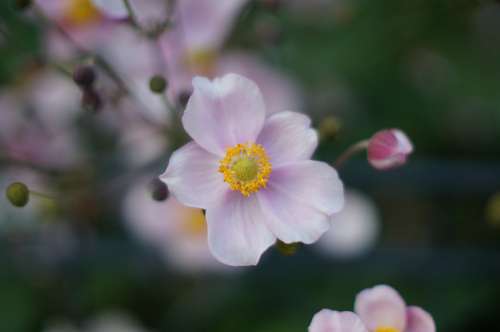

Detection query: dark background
xmin=1 ymin=0 xmax=500 ymax=331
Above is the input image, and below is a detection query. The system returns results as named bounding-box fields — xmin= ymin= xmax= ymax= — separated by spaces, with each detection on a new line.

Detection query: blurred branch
xmin=334 ymin=140 xmax=369 ymax=169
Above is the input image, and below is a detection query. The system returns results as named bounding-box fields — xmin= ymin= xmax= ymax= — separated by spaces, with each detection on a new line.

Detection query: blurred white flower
xmin=0 ymin=69 xmax=82 ymax=169
xmin=316 ymin=190 xmax=380 ymax=258
xmin=43 ymin=312 xmax=151 ymax=332
xmin=123 ymin=176 xmax=227 ymax=273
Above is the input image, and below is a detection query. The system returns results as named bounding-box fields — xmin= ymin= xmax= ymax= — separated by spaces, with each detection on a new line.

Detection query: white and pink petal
xmin=205 ymin=191 xmax=276 ymax=266
xmin=406 ymin=306 xmax=436 ymax=332
xmin=268 ymin=161 xmax=344 ymax=216
xmin=160 ymin=142 xmax=227 ymax=209
xmin=257 ymin=111 xmax=318 ymax=166
xmin=309 ymin=310 xmax=368 ymax=332
xmin=182 ymin=74 xmax=266 ymax=156
xmin=354 ymin=285 xmax=407 ymax=332
xmin=257 ymin=160 xmax=343 ymax=244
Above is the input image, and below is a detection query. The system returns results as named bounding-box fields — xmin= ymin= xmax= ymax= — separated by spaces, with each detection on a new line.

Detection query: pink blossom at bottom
xmin=355 ymin=285 xmax=436 ymax=332
xmin=309 ymin=310 xmax=368 ymax=332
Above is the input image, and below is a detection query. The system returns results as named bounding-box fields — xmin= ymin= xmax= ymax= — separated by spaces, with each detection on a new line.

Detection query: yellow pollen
xmin=375 ymin=328 xmax=400 ymax=332
xmin=64 ymin=0 xmax=101 ymax=26
xmin=219 ymin=143 xmax=272 ymax=197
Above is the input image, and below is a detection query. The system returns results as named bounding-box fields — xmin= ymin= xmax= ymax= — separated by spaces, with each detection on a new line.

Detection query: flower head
xmin=355 ymin=285 xmax=436 ymax=332
xmin=367 ymin=129 xmax=413 ymax=170
xmin=309 ymin=285 xmax=435 ymax=332
xmin=161 ymin=73 xmax=344 ymax=266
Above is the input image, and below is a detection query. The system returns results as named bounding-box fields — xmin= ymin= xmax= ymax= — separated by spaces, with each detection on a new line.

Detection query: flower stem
xmin=29 ymin=190 xmax=56 ymax=201
xmin=334 ymin=140 xmax=369 ymax=169
xmin=122 ymin=0 xmax=141 ymax=32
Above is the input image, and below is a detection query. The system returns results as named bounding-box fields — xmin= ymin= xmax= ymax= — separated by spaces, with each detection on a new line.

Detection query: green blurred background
xmin=1 ymin=0 xmax=500 ymax=331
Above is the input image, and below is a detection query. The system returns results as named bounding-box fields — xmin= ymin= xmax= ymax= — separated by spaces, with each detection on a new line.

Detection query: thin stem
xmin=122 ymin=0 xmax=141 ymax=31
xmin=334 ymin=140 xmax=369 ymax=169
xmin=33 ymin=4 xmax=168 ymax=131
xmin=29 ymin=190 xmax=56 ymax=201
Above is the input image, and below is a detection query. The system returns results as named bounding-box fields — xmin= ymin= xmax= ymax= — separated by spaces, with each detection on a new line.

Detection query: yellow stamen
xmin=64 ymin=0 xmax=101 ymax=26
xmin=219 ymin=143 xmax=272 ymax=197
xmin=375 ymin=328 xmax=400 ymax=332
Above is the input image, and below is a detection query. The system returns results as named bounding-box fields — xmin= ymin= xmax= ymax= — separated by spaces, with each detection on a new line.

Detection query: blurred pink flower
xmin=123 ymin=177 xmax=226 ymax=273
xmin=355 ymin=285 xmax=436 ymax=332
xmin=309 ymin=310 xmax=368 ymax=332
xmin=44 ymin=311 xmax=150 ymax=332
xmin=35 ymin=0 xmax=116 ymax=58
xmin=367 ymin=129 xmax=413 ymax=170
xmin=159 ymin=0 xmax=301 ymax=112
xmin=160 ymin=73 xmax=344 ymax=266
xmin=0 ymin=70 xmax=81 ymax=169
xmin=316 ymin=190 xmax=379 ymax=258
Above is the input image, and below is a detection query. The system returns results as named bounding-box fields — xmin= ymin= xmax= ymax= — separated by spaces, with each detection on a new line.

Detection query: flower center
xmin=375 ymin=328 xmax=400 ymax=332
xmin=219 ymin=143 xmax=272 ymax=197
xmin=64 ymin=0 xmax=101 ymax=26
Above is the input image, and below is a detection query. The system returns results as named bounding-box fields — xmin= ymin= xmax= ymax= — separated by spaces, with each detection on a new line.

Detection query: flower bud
xmin=149 ymin=75 xmax=167 ymax=94
xmin=319 ymin=116 xmax=341 ymax=141
xmin=150 ymin=178 xmax=169 ymax=202
xmin=6 ymin=182 xmax=29 ymax=207
xmin=73 ymin=65 xmax=96 ymax=88
xmin=275 ymin=240 xmax=300 ymax=256
xmin=486 ymin=192 xmax=500 ymax=227
xmin=367 ymin=129 xmax=413 ymax=170
xmin=177 ymin=90 xmax=191 ymax=109
xmin=14 ymin=0 xmax=32 ymax=10
xmin=81 ymin=88 xmax=102 ymax=113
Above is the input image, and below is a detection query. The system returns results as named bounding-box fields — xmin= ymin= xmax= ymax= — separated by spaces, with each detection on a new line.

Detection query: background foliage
xmin=1 ymin=0 xmax=500 ymax=331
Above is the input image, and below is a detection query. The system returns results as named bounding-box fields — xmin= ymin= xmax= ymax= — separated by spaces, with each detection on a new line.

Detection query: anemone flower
xmin=355 ymin=285 xmax=436 ymax=332
xmin=161 ymin=73 xmax=344 ymax=266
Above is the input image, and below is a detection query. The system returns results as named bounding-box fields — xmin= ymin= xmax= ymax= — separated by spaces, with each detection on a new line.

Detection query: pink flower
xmin=35 ymin=0 xmax=116 ymax=58
xmin=367 ymin=129 xmax=413 ymax=170
xmin=309 ymin=310 xmax=368 ymax=332
xmin=160 ymin=73 xmax=344 ymax=266
xmin=355 ymin=285 xmax=436 ymax=332
xmin=309 ymin=285 xmax=435 ymax=332
xmin=157 ymin=0 xmax=300 ymax=113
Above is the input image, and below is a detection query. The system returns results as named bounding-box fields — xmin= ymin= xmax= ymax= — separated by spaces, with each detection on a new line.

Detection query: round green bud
xmin=149 ymin=75 xmax=167 ymax=94
xmin=319 ymin=116 xmax=341 ymax=141
xmin=275 ymin=240 xmax=300 ymax=256
xmin=6 ymin=182 xmax=29 ymax=207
